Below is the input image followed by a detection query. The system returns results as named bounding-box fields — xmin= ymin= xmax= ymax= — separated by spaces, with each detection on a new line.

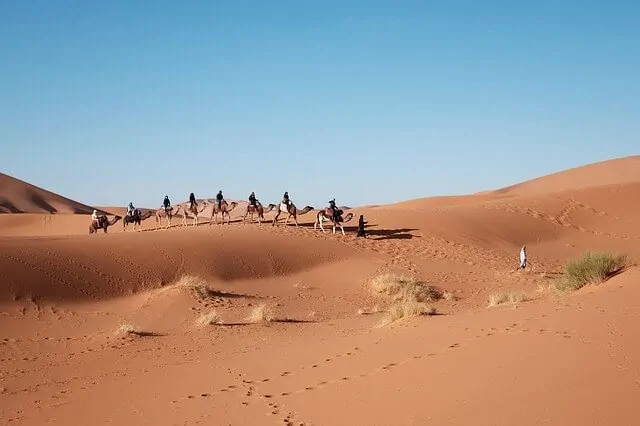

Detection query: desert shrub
xmin=370 ymin=273 xmax=443 ymax=302
xmin=196 ymin=310 xmax=223 ymax=326
xmin=555 ymin=251 xmax=627 ymax=292
xmin=246 ymin=303 xmax=275 ymax=323
xmin=370 ymin=273 xmax=439 ymax=326
xmin=488 ymin=291 xmax=528 ymax=307
xmin=378 ymin=299 xmax=437 ymax=327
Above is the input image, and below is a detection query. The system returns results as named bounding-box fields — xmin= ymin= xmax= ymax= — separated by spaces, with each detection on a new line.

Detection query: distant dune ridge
xmin=0 ymin=172 xmax=107 ymax=214
xmin=493 ymin=155 xmax=640 ymax=196
xmin=3 ymin=155 xmax=639 ymax=216
xmin=2 ymin=155 xmax=640 ymax=425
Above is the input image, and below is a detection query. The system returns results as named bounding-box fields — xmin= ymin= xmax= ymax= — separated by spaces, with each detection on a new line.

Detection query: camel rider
xmin=127 ymin=202 xmax=135 ymax=217
xmin=249 ymin=191 xmax=257 ymax=207
xmin=92 ymin=209 xmax=103 ymax=226
xmin=282 ymin=191 xmax=290 ymax=206
xmin=328 ymin=198 xmax=339 ymax=221
xmin=216 ymin=190 xmax=223 ymax=209
xmin=163 ymin=195 xmax=171 ymax=212
xmin=189 ymin=192 xmax=197 ymax=210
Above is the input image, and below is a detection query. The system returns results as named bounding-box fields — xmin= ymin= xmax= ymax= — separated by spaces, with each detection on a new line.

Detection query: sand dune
xmin=1 ymin=155 xmax=640 ymax=425
xmin=0 ymin=172 xmax=106 ymax=215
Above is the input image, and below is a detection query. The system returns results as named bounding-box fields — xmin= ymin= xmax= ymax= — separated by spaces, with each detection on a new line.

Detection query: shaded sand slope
xmin=0 ymin=172 xmax=103 ymax=214
xmin=0 ymin=227 xmax=371 ymax=304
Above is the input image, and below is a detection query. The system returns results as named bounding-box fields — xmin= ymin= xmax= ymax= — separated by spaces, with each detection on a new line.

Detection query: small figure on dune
xmin=92 ymin=209 xmax=105 ymax=227
xmin=92 ymin=209 xmax=100 ymax=226
xmin=519 ymin=245 xmax=527 ymax=270
xmin=357 ymin=214 xmax=367 ymax=238
xmin=249 ymin=191 xmax=257 ymax=207
xmin=282 ymin=191 xmax=290 ymax=206
xmin=127 ymin=202 xmax=136 ymax=218
xmin=163 ymin=195 xmax=171 ymax=212
xmin=189 ymin=192 xmax=197 ymax=210
xmin=328 ymin=198 xmax=339 ymax=222
xmin=216 ymin=190 xmax=224 ymax=209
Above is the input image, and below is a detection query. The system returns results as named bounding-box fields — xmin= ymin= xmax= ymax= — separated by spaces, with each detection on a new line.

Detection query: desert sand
xmin=1 ymin=156 xmax=640 ymax=425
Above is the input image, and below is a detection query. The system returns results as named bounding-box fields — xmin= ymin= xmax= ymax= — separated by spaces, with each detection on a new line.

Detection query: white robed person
xmin=519 ymin=246 xmax=527 ymax=270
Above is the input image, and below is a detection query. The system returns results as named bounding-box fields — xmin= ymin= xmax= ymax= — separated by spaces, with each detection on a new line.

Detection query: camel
xmin=179 ymin=200 xmax=209 ymax=227
xmin=242 ymin=201 xmax=276 ymax=225
xmin=155 ymin=205 xmax=181 ymax=229
xmin=209 ymin=200 xmax=238 ymax=225
xmin=272 ymin=201 xmax=314 ymax=227
xmin=122 ymin=209 xmax=154 ymax=232
xmin=314 ymin=208 xmax=354 ymax=235
xmin=89 ymin=215 xmax=122 ymax=234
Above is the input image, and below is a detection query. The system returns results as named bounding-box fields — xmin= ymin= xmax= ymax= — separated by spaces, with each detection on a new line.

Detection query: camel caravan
xmin=89 ymin=191 xmax=355 ymax=235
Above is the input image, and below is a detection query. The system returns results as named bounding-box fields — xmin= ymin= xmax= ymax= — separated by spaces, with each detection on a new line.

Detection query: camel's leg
xmin=339 ymin=223 xmax=345 ymax=235
xmin=272 ymin=211 xmax=280 ymax=226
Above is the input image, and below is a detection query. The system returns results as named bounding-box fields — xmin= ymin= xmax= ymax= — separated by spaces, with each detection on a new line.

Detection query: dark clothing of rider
xmin=357 ymin=215 xmax=367 ymax=237
xmin=329 ymin=199 xmax=339 ymax=221
xmin=283 ymin=192 xmax=290 ymax=205
xmin=216 ymin=191 xmax=223 ymax=208
xmin=189 ymin=193 xmax=197 ymax=209
xmin=163 ymin=196 xmax=170 ymax=210
xmin=249 ymin=193 xmax=257 ymax=206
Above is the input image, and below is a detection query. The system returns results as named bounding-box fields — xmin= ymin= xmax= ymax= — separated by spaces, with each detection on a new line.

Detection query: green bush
xmin=555 ymin=251 xmax=627 ymax=292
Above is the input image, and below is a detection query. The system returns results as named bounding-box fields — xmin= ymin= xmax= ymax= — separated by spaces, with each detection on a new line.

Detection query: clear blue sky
xmin=1 ymin=1 xmax=638 ymax=209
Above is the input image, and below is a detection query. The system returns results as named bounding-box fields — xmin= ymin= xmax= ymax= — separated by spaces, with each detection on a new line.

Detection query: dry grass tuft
xmin=488 ymin=291 xmax=529 ymax=307
xmin=196 ymin=310 xmax=224 ymax=326
xmin=554 ymin=251 xmax=627 ymax=293
xmin=370 ymin=273 xmax=439 ymax=326
xmin=378 ymin=300 xmax=437 ymax=327
xmin=115 ymin=323 xmax=146 ymax=336
xmin=246 ymin=303 xmax=275 ymax=323
xmin=168 ymin=274 xmax=211 ymax=299
xmin=370 ymin=273 xmax=444 ymax=302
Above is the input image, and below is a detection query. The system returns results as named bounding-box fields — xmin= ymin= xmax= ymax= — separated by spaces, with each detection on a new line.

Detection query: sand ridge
xmin=1 ymin=155 xmax=640 ymax=425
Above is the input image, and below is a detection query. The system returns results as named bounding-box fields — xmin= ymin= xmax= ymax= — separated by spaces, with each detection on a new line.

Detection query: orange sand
xmin=1 ymin=156 xmax=640 ymax=425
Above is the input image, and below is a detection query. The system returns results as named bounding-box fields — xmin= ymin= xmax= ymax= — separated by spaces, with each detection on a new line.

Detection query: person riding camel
xmin=216 ymin=190 xmax=224 ymax=209
xmin=92 ymin=209 xmax=103 ymax=227
xmin=282 ymin=191 xmax=290 ymax=206
xmin=249 ymin=192 xmax=257 ymax=207
xmin=189 ymin=192 xmax=197 ymax=210
xmin=163 ymin=195 xmax=171 ymax=213
xmin=127 ymin=202 xmax=135 ymax=218
xmin=328 ymin=198 xmax=339 ymax=222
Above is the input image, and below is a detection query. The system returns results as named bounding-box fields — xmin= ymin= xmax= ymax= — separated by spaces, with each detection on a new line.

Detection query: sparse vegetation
xmin=377 ymin=300 xmax=437 ymax=327
xmin=246 ymin=303 xmax=275 ymax=323
xmin=488 ymin=290 xmax=528 ymax=307
xmin=554 ymin=251 xmax=627 ymax=293
xmin=115 ymin=322 xmax=145 ymax=336
xmin=196 ymin=310 xmax=224 ymax=326
xmin=369 ymin=273 xmax=440 ymax=326
xmin=154 ymin=274 xmax=212 ymax=300
xmin=370 ymin=273 xmax=445 ymax=302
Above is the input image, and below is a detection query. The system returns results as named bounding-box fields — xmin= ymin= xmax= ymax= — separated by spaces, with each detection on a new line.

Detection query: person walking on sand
xmin=519 ymin=245 xmax=527 ymax=270
xmin=357 ymin=214 xmax=367 ymax=238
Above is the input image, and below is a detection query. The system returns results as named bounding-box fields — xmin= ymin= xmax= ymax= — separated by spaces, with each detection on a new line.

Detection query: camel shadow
xmin=364 ymin=225 xmax=420 ymax=240
xmin=126 ymin=331 xmax=166 ymax=337
xmin=205 ymin=289 xmax=260 ymax=299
